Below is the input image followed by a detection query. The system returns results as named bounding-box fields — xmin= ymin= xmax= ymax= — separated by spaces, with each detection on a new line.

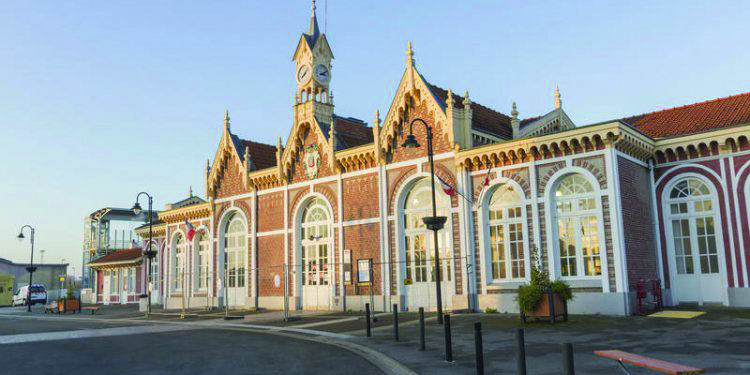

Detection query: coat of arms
xmin=303 ymin=144 xmax=320 ymax=179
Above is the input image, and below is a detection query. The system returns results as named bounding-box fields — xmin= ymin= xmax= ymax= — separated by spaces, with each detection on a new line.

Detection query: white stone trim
xmin=609 ymin=148 xmax=629 ymax=311
xmin=342 ymin=217 xmax=381 ymax=227
xmin=735 ymin=157 xmax=750 ymax=287
xmin=469 ymin=150 xmax=609 ymax=177
xmin=720 ymin=158 xmax=740 ymax=289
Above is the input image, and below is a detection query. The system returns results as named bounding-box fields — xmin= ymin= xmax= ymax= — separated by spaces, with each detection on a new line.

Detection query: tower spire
xmin=309 ymin=0 xmax=320 ymax=37
xmin=224 ymin=109 xmax=230 ymax=131
xmin=406 ymin=41 xmax=415 ymax=67
xmin=554 ymin=85 xmax=562 ymax=109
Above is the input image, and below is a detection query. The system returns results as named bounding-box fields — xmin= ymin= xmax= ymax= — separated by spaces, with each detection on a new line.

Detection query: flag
xmin=185 ymin=220 xmax=196 ymax=241
xmin=437 ymin=175 xmax=456 ymax=197
xmin=483 ymin=166 xmax=492 ymax=187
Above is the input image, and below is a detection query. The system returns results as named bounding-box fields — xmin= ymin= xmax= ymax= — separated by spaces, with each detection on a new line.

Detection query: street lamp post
xmin=401 ymin=118 xmax=447 ymax=325
xmin=17 ymin=225 xmax=36 ymax=313
xmin=133 ymin=192 xmax=156 ymax=317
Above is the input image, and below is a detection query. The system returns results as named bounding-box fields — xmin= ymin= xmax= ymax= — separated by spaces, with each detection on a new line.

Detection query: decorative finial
xmin=189 ymin=186 xmax=193 ymax=198
xmin=374 ymin=109 xmax=381 ymax=127
xmin=277 ymin=136 xmax=283 ymax=150
xmin=554 ymin=85 xmax=561 ymax=109
xmin=406 ymin=41 xmax=415 ymax=67
xmin=512 ymin=102 xmax=518 ymax=118
xmin=309 ymin=0 xmax=320 ymax=37
xmin=511 ymin=102 xmax=520 ymax=138
xmin=206 ymin=159 xmax=210 ymax=172
xmin=224 ymin=109 xmax=230 ymax=130
xmin=329 ymin=90 xmax=334 ymax=105
xmin=463 ymin=90 xmax=471 ymax=107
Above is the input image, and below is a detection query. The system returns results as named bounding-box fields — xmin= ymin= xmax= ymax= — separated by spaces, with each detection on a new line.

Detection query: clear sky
xmin=1 ymin=1 xmax=748 ymax=274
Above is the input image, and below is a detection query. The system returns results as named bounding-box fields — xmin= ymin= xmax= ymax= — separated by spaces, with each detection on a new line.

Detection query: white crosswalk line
xmin=0 ymin=324 xmax=198 ymax=345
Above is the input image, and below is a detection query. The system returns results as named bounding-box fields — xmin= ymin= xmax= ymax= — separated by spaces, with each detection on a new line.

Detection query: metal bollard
xmin=474 ymin=322 xmax=484 ymax=375
xmin=365 ymin=303 xmax=371 ymax=337
xmin=562 ymin=343 xmax=575 ymax=375
xmin=516 ymin=328 xmax=527 ymax=375
xmin=393 ymin=304 xmax=399 ymax=341
xmin=418 ymin=307 xmax=425 ymax=351
xmin=444 ymin=314 xmax=453 ymax=362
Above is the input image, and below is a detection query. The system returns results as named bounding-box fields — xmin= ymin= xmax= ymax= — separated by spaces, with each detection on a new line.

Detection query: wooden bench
xmin=81 ymin=306 xmax=100 ymax=315
xmin=595 ymin=350 xmax=705 ymax=374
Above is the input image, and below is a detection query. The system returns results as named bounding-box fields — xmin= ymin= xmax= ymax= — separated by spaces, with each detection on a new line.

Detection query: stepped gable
xmin=622 ymin=92 xmax=750 ymax=138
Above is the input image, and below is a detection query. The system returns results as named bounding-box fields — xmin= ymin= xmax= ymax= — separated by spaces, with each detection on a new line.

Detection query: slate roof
xmin=170 ymin=196 xmax=205 ymax=210
xmin=333 ymin=115 xmax=373 ymax=151
xmin=622 ymin=92 xmax=750 ymax=138
xmin=88 ymin=248 xmax=143 ymax=266
xmin=239 ymin=140 xmax=278 ymax=171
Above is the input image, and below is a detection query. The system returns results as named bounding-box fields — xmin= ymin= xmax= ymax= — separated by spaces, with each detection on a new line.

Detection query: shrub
xmin=484 ymin=307 xmax=498 ymax=314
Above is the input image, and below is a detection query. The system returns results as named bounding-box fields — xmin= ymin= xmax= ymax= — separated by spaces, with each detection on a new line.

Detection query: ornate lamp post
xmin=401 ymin=118 xmax=447 ymax=325
xmin=17 ymin=225 xmax=36 ymax=313
xmin=132 ymin=192 xmax=156 ymax=317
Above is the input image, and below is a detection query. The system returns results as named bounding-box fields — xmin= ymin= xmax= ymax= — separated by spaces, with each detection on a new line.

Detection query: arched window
xmin=301 ymin=197 xmax=331 ymax=286
xmin=173 ymin=234 xmax=186 ymax=290
xmin=487 ymin=184 xmax=525 ymax=280
xmin=195 ymin=230 xmax=210 ymax=290
xmin=553 ymin=174 xmax=601 ymax=277
xmin=403 ymin=178 xmax=451 ymax=283
xmin=225 ymin=216 xmax=246 ymax=288
xmin=667 ymin=178 xmax=719 ymax=275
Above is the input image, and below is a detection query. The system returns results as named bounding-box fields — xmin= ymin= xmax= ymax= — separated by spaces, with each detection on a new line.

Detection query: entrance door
xmin=404 ymin=230 xmax=453 ymax=312
xmin=666 ymin=178 xmax=724 ymax=305
xmin=102 ymin=271 xmax=110 ymax=306
xmin=225 ymin=216 xmax=247 ymax=308
xmin=302 ymin=242 xmax=331 ymax=310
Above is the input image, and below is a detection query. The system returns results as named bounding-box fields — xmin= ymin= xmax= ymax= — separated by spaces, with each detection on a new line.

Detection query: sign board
xmin=404 ymin=278 xmax=413 ymax=285
xmin=357 ymin=258 xmax=372 ymax=284
xmin=274 ymin=274 xmax=281 ymax=288
xmin=343 ymin=249 xmax=352 ymax=285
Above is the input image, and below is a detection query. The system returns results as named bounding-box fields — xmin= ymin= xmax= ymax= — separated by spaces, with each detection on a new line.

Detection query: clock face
xmin=297 ymin=64 xmax=312 ymax=85
xmin=314 ymin=64 xmax=330 ymax=84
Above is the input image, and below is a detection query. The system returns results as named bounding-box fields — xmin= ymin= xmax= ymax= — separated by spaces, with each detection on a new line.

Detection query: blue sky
xmin=1 ymin=1 xmax=748 ymax=273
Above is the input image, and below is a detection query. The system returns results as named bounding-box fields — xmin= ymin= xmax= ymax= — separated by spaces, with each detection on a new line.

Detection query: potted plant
xmin=57 ymin=280 xmax=80 ymax=314
xmin=516 ymin=246 xmax=573 ymax=323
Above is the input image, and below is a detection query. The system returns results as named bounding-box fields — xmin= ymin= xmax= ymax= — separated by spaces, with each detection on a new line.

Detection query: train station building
xmin=135 ymin=3 xmax=750 ymax=315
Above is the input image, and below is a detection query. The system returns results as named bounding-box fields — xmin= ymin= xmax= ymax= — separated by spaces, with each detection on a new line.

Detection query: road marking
xmin=0 ymin=324 xmax=198 ymax=345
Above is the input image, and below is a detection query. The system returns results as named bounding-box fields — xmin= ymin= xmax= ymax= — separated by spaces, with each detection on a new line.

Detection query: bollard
xmin=418 ymin=307 xmax=425 ymax=351
xmin=365 ymin=303 xmax=371 ymax=337
xmin=562 ymin=343 xmax=575 ymax=375
xmin=444 ymin=314 xmax=453 ymax=362
xmin=474 ymin=322 xmax=484 ymax=375
xmin=516 ymin=328 xmax=527 ymax=375
xmin=393 ymin=304 xmax=399 ymax=341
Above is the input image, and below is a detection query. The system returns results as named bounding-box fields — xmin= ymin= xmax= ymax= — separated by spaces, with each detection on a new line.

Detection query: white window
xmin=127 ymin=268 xmax=134 ymax=294
xmin=486 ymin=184 xmax=525 ymax=280
xmin=403 ymin=178 xmax=452 ymax=284
xmin=150 ymin=243 xmax=159 ymax=292
xmin=196 ymin=231 xmax=210 ymax=290
xmin=553 ymin=174 xmax=601 ymax=277
xmin=667 ymin=178 xmax=720 ymax=275
xmin=110 ymin=270 xmax=118 ymax=295
xmin=173 ymin=234 xmax=186 ymax=290
xmin=301 ymin=198 xmax=331 ymax=286
xmin=225 ymin=217 xmax=246 ymax=288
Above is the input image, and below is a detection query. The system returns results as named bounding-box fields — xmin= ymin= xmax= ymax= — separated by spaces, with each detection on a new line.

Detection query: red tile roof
xmin=88 ymin=248 xmax=143 ymax=266
xmin=622 ymin=92 xmax=750 ymax=138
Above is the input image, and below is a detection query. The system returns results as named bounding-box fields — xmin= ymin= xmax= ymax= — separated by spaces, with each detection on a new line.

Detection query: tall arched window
xmin=487 ymin=184 xmax=525 ymax=280
xmin=403 ymin=178 xmax=451 ymax=283
xmin=553 ymin=174 xmax=601 ymax=277
xmin=301 ymin=197 xmax=331 ymax=286
xmin=667 ymin=178 xmax=719 ymax=275
xmin=225 ymin=216 xmax=246 ymax=288
xmin=195 ymin=230 xmax=210 ymax=290
xmin=173 ymin=234 xmax=186 ymax=290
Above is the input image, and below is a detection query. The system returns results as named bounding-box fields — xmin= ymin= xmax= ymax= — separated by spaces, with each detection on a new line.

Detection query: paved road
xmin=0 ymin=315 xmax=384 ymax=375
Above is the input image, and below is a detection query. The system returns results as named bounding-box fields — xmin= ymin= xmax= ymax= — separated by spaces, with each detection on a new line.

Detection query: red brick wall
xmin=343 ymin=173 xmax=379 ymax=221
xmin=735 ymin=155 xmax=750 ymax=284
xmin=618 ymin=157 xmax=659 ymax=291
xmin=257 ymin=235 xmax=285 ymax=296
xmin=388 ymin=98 xmax=451 ymax=163
xmin=290 ymin=127 xmax=334 ymax=184
xmin=216 ymin=158 xmax=247 ymax=199
xmin=257 ymin=192 xmax=284 ymax=232
xmin=343 ymin=223 xmax=381 ymax=296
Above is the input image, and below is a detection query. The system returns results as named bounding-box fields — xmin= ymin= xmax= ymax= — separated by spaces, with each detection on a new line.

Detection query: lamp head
xmin=132 ymin=202 xmax=142 ymax=216
xmin=17 ymin=232 xmax=24 ymax=242
xmin=401 ymin=134 xmax=420 ymax=148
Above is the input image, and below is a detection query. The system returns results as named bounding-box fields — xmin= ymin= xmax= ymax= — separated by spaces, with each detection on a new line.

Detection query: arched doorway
xmin=298 ymin=197 xmax=333 ymax=310
xmin=664 ymin=176 xmax=725 ymax=304
xmin=400 ymin=177 xmax=453 ymax=312
xmin=223 ymin=214 xmax=247 ymax=307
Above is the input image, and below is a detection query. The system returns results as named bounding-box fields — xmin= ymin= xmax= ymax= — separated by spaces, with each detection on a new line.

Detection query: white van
xmin=12 ymin=285 xmax=47 ymax=306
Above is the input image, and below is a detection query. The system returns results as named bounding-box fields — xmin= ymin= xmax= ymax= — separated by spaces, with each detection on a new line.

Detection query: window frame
xmin=485 ymin=183 xmax=528 ymax=283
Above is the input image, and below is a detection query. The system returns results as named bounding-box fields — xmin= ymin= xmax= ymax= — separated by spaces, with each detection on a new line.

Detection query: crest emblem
xmin=303 ymin=144 xmax=320 ymax=180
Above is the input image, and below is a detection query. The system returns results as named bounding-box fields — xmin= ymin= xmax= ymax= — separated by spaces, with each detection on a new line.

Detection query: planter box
xmin=521 ymin=290 xmax=568 ymax=324
xmin=57 ymin=298 xmax=80 ymax=314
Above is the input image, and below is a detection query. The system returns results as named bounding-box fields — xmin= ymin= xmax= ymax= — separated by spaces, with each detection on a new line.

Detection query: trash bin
xmin=138 ymin=294 xmax=148 ymax=312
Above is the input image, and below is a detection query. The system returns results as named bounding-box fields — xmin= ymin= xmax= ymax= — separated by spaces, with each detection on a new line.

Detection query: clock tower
xmin=293 ymin=0 xmax=334 ymax=126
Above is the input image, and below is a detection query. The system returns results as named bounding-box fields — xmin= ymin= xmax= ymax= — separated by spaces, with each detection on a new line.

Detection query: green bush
xmin=484 ymin=307 xmax=498 ymax=314
xmin=515 ymin=246 xmax=574 ymax=314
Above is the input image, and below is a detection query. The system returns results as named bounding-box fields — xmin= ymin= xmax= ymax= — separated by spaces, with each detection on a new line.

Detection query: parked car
xmin=12 ymin=285 xmax=47 ymax=306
